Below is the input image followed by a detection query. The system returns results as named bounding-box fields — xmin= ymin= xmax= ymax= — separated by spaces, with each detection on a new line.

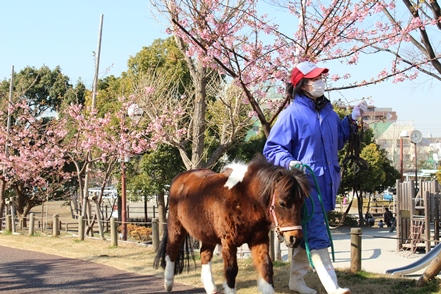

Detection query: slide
xmin=386 ymin=243 xmax=441 ymax=276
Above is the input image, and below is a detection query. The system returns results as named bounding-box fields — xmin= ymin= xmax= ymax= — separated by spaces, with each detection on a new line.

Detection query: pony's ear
xmin=274 ymin=170 xmax=287 ymax=185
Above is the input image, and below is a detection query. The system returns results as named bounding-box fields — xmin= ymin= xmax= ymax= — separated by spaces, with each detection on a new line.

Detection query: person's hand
xmin=352 ymin=100 xmax=368 ymax=120
xmin=289 ymin=160 xmax=306 ymax=172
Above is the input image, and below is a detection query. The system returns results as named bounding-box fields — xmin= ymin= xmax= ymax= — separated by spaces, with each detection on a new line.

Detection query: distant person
xmin=365 ymin=212 xmax=374 ymax=226
xmin=378 ymin=220 xmax=384 ymax=228
xmin=384 ymin=207 xmax=393 ymax=227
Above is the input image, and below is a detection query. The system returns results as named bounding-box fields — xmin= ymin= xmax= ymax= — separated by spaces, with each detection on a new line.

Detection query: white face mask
xmin=306 ymin=79 xmax=325 ymax=98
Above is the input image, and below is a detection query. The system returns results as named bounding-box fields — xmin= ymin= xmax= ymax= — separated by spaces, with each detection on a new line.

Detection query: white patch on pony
xmin=164 ymin=255 xmax=175 ymax=292
xmin=257 ymin=277 xmax=275 ymax=294
xmin=223 ymin=281 xmax=237 ymax=294
xmin=201 ymin=262 xmax=217 ymax=294
xmin=223 ymin=162 xmax=248 ymax=189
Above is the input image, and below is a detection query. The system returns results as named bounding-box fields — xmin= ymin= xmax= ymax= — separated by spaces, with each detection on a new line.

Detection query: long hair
xmin=285 ymin=79 xmax=308 ymax=101
xmin=293 ymin=79 xmax=307 ymax=97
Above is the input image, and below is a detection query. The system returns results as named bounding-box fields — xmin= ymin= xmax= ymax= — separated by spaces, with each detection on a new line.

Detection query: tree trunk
xmin=93 ymin=198 xmax=105 ymax=240
xmin=416 ymin=249 xmax=441 ymax=286
xmin=174 ymin=35 xmax=207 ymax=170
xmin=157 ymin=190 xmax=167 ymax=238
xmin=190 ymin=62 xmax=207 ymax=169
xmin=0 ymin=179 xmax=6 ymax=229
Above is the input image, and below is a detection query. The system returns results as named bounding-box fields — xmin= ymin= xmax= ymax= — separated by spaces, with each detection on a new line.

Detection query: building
xmin=340 ymin=104 xmax=441 ymax=176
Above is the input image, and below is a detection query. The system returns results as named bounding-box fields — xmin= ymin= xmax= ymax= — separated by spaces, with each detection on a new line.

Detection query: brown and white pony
xmin=154 ymin=154 xmax=310 ymax=294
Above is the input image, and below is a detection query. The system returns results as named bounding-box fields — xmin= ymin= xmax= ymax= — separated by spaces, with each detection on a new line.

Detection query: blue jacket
xmin=263 ymin=94 xmax=352 ymax=211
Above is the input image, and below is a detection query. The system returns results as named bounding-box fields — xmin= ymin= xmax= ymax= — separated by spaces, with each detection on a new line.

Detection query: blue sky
xmin=0 ymin=1 xmax=164 ymax=85
xmin=1 ymin=1 xmax=441 ymax=137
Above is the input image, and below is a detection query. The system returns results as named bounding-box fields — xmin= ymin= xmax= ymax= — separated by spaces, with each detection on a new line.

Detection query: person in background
xmin=263 ymin=61 xmax=367 ymax=294
xmin=364 ymin=212 xmax=374 ymax=226
xmin=384 ymin=207 xmax=393 ymax=228
xmin=378 ymin=220 xmax=385 ymax=228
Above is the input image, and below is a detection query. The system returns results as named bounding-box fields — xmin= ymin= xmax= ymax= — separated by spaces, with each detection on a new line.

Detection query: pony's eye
xmin=279 ymin=201 xmax=286 ymax=208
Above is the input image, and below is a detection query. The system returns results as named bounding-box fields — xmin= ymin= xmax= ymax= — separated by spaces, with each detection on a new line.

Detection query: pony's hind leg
xmin=200 ymin=243 xmax=217 ymax=294
xmin=221 ymin=243 xmax=238 ymax=294
xmin=249 ymin=243 xmax=275 ymax=294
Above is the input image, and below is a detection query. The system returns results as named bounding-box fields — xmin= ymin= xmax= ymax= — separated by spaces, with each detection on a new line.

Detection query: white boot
xmin=289 ymin=247 xmax=317 ymax=294
xmin=310 ymin=248 xmax=350 ymax=294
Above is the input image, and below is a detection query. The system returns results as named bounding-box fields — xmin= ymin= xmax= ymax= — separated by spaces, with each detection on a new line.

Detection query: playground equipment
xmin=395 ymin=180 xmax=440 ymax=254
xmin=386 ymin=179 xmax=441 ymax=282
xmin=386 ymin=242 xmax=441 ymax=276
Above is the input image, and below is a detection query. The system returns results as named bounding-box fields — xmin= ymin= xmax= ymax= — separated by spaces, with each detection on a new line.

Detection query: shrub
xmin=327 ymin=211 xmax=358 ymax=227
xmin=118 ymin=224 xmax=152 ymax=242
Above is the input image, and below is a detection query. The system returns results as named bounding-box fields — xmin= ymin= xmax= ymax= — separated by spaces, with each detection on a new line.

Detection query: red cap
xmin=290 ymin=61 xmax=329 ymax=87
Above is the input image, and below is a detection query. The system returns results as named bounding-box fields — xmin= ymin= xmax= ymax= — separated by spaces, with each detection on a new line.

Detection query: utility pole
xmin=91 ymin=14 xmax=104 ymax=110
xmin=81 ymin=15 xmax=104 ymax=237
xmin=0 ymin=66 xmax=14 ymax=225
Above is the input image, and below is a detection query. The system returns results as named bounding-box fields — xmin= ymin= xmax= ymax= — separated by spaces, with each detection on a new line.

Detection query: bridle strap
xmin=269 ymin=192 xmax=302 ymax=235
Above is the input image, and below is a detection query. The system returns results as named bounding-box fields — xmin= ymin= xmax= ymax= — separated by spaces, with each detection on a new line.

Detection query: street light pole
xmin=399 ymin=130 xmax=409 ymax=182
xmin=400 ymin=136 xmax=404 ymax=182
xmin=414 ymin=142 xmax=418 ymax=197
xmin=120 ymin=103 xmax=143 ymax=241
xmin=121 ymin=160 xmax=127 ymax=241
xmin=409 ymin=130 xmax=422 ymax=197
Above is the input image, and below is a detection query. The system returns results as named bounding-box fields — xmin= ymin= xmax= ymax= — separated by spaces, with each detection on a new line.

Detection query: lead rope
xmin=331 ymin=117 xmax=368 ymax=229
xmin=298 ymin=164 xmax=334 ymax=267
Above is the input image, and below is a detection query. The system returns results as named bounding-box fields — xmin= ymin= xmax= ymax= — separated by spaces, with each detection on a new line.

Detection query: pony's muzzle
xmin=283 ymin=230 xmax=303 ymax=248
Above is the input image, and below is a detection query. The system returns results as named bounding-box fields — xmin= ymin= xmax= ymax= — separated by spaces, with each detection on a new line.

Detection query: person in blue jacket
xmin=263 ymin=61 xmax=367 ymax=294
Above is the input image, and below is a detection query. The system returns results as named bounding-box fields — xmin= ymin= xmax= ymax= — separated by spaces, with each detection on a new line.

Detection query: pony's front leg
xmin=249 ymin=242 xmax=275 ymax=294
xmin=200 ymin=243 xmax=218 ymax=294
xmin=221 ymin=244 xmax=238 ymax=294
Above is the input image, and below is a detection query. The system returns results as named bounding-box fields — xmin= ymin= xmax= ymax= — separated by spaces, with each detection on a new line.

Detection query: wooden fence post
xmin=29 ymin=213 xmax=35 ymax=236
xmin=111 ymin=218 xmax=118 ymax=247
xmin=288 ymin=246 xmax=293 ymax=262
xmin=152 ymin=218 xmax=159 ymax=252
xmin=5 ymin=214 xmax=12 ymax=232
xmin=78 ymin=216 xmax=85 ymax=241
xmin=53 ymin=214 xmax=59 ymax=237
xmin=350 ymin=228 xmax=362 ymax=273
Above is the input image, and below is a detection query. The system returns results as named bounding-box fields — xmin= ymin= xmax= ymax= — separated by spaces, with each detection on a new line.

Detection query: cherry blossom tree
xmin=0 ymin=65 xmax=86 ymax=227
xmin=150 ymin=0 xmax=441 ymax=136
xmin=61 ymin=98 xmax=150 ymax=238
xmin=0 ymin=101 xmax=71 ymax=225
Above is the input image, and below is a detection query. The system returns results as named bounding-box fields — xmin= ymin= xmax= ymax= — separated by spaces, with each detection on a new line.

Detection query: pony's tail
xmin=153 ymin=231 xmax=196 ymax=275
xmin=176 ymin=235 xmax=196 ymax=275
xmin=153 ymin=230 xmax=168 ymax=270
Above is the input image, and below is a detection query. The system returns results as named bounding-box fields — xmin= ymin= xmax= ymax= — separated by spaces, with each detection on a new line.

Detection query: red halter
xmin=269 ymin=192 xmax=302 ymax=238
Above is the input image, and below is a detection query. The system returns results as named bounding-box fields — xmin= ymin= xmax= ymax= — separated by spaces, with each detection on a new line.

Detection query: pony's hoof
xmin=205 ymin=287 xmax=218 ymax=294
xmin=222 ymin=281 xmax=236 ymax=294
xmin=164 ymin=280 xmax=173 ymax=292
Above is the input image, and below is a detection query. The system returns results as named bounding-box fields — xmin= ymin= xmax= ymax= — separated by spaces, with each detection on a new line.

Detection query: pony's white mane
xmin=223 ymin=161 xmax=249 ymax=190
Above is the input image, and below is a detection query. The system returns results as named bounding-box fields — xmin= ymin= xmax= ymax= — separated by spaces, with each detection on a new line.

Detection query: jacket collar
xmin=294 ymin=94 xmax=332 ymax=112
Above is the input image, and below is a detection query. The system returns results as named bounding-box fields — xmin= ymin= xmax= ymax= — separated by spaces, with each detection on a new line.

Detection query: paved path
xmin=238 ymin=226 xmax=433 ymax=277
xmin=1 ymin=226 xmax=434 ymax=293
xmin=328 ymin=226 xmax=429 ymax=276
xmin=0 ymin=245 xmax=205 ymax=294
